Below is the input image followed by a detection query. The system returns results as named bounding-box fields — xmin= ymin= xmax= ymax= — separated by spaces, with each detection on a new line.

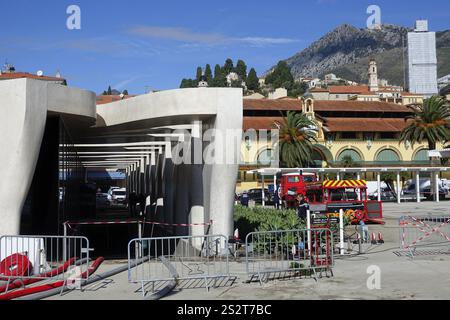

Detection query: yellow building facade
xmin=237 ymin=97 xmax=447 ymax=192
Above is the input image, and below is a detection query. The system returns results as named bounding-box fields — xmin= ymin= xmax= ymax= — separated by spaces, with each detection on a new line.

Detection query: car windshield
xmin=113 ymin=191 xmax=126 ymax=196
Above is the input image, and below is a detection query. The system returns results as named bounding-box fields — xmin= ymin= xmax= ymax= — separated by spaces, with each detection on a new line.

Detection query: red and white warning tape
xmin=64 ymin=219 xmax=213 ymax=229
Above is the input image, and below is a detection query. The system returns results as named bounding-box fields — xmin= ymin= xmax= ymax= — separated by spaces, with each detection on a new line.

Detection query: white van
xmin=366 ymin=181 xmax=396 ymax=201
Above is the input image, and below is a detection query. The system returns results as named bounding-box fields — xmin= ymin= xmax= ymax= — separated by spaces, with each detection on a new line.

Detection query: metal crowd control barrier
xmin=245 ymin=228 xmax=334 ymax=284
xmin=128 ymin=234 xmax=230 ymax=296
xmin=399 ymin=215 xmax=450 ymax=257
xmin=0 ymin=235 xmax=90 ymax=292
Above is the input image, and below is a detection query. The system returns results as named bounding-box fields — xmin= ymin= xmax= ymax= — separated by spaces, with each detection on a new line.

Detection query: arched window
xmin=338 ymin=149 xmax=362 ymax=162
xmin=311 ymin=149 xmax=324 ymax=168
xmin=414 ymin=149 xmax=429 ymax=161
xmin=257 ymin=149 xmax=273 ymax=166
xmin=376 ymin=149 xmax=400 ymax=162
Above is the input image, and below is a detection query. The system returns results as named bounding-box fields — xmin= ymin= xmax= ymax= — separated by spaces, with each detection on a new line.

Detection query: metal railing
xmin=399 ymin=215 xmax=450 ymax=257
xmin=245 ymin=228 xmax=334 ymax=283
xmin=0 ymin=235 xmax=90 ymax=291
xmin=128 ymin=234 xmax=230 ymax=296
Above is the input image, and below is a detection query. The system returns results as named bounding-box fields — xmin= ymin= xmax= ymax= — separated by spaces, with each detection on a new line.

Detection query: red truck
xmin=278 ymin=172 xmax=317 ymax=209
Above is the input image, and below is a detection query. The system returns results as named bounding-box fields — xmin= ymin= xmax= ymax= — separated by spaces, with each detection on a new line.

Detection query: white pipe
xmin=273 ymin=175 xmax=277 ymax=207
xmin=397 ymin=172 xmax=401 ymax=204
xmin=261 ymin=175 xmax=265 ymax=207
xmin=307 ymin=210 xmax=312 ymax=258
xmin=436 ymin=172 xmax=440 ymax=203
xmin=416 ymin=172 xmax=421 ymax=203
xmin=377 ymin=172 xmax=381 ymax=202
xmin=339 ymin=209 xmax=345 ymax=255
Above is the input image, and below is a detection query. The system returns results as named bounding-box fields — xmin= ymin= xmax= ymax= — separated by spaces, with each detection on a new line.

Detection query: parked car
xmin=108 ymin=188 xmax=127 ymax=207
xmin=247 ymin=188 xmax=274 ymax=205
xmin=403 ymin=179 xmax=447 ymax=200
xmin=107 ymin=186 xmax=121 ymax=196
xmin=96 ymin=193 xmax=110 ymax=211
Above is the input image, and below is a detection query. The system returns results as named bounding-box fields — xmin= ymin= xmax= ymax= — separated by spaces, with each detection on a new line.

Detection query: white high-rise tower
xmin=368 ymin=59 xmax=379 ymax=92
xmin=407 ymin=20 xmax=438 ymax=96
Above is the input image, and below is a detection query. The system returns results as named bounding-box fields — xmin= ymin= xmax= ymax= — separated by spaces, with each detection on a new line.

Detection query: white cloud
xmin=113 ymin=75 xmax=143 ymax=90
xmin=66 ymin=37 xmax=162 ymax=57
xmin=129 ymin=26 xmax=299 ymax=47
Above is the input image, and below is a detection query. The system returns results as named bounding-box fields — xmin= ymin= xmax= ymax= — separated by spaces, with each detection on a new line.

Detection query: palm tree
xmin=400 ymin=96 xmax=450 ymax=163
xmin=274 ymin=111 xmax=318 ymax=168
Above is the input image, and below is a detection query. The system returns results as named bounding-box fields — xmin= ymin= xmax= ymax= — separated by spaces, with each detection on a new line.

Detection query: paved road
xmin=47 ymin=202 xmax=450 ymax=300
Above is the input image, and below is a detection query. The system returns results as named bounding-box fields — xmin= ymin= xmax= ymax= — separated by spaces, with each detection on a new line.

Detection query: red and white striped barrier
xmin=399 ymin=215 xmax=450 ymax=252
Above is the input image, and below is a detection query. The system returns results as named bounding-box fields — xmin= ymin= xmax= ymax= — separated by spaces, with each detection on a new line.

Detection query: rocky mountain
xmin=279 ymin=24 xmax=450 ymax=86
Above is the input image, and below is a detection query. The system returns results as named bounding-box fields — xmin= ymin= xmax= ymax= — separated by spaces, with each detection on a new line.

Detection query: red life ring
xmin=0 ymin=254 xmax=32 ymax=279
xmin=355 ymin=210 xmax=364 ymax=221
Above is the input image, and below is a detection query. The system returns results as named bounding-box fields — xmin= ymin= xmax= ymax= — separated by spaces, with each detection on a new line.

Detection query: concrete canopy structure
xmin=0 ymin=79 xmax=243 ymax=238
xmin=0 ymin=79 xmax=96 ymax=236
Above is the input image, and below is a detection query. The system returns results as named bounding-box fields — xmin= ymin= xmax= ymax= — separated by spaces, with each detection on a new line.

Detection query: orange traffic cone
xmin=371 ymin=232 xmax=377 ymax=245
xmin=377 ymin=232 xmax=384 ymax=244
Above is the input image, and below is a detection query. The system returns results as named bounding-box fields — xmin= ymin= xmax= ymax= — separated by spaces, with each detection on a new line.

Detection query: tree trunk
xmin=428 ymin=140 xmax=440 ymax=167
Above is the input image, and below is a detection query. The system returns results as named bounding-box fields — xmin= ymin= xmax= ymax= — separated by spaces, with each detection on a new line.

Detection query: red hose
xmin=0 ymin=257 xmax=104 ymax=300
xmin=0 ymin=254 xmax=32 ymax=281
xmin=0 ymin=258 xmax=76 ymax=293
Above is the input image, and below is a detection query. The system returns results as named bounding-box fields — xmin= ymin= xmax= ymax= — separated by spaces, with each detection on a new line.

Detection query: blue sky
xmin=1 ymin=0 xmax=449 ymax=94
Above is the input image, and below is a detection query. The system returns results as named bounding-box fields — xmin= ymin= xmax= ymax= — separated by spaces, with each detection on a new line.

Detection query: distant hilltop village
xmin=176 ymin=20 xmax=449 ymax=103
xmin=252 ymin=58 xmax=425 ymax=106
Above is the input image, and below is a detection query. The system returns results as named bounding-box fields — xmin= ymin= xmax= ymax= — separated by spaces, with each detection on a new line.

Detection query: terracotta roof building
xmin=96 ymin=95 xmax=136 ymax=105
xmin=0 ymin=71 xmax=67 ymax=85
xmin=239 ymin=97 xmax=439 ymax=175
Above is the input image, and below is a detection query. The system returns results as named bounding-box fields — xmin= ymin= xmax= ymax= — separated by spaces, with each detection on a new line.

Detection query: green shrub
xmin=234 ymin=205 xmax=306 ymax=239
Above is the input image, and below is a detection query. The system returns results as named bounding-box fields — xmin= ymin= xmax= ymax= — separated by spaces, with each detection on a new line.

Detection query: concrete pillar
xmin=130 ymin=164 xmax=135 ymax=193
xmin=133 ymin=163 xmax=138 ymax=193
xmin=139 ymin=157 xmax=145 ymax=195
xmin=154 ymin=153 xmax=165 ymax=222
xmin=204 ymin=93 xmax=242 ymax=238
xmin=189 ymin=120 xmax=205 ymax=243
xmin=149 ymin=152 xmax=157 ymax=205
xmin=144 ymin=155 xmax=150 ymax=196
xmin=416 ymin=172 xmax=421 ymax=203
xmin=161 ymin=157 xmax=175 ymax=225
xmin=357 ymin=173 xmax=361 ymax=181
xmin=397 ymin=171 xmax=401 ymax=204
xmin=125 ymin=167 xmax=130 ymax=195
xmin=173 ymin=164 xmax=189 ymax=236
xmin=337 ymin=172 xmax=341 ymax=181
